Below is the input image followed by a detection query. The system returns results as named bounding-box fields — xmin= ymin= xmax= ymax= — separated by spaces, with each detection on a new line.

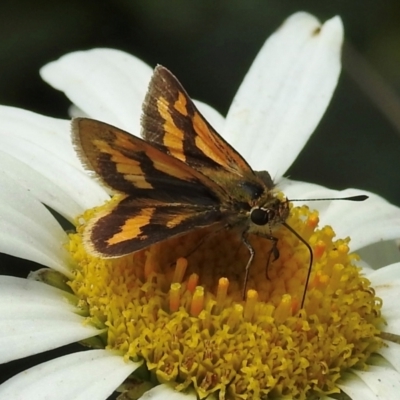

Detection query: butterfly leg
xmin=241 ymin=232 xmax=255 ymax=300
xmin=265 ymin=235 xmax=279 ymax=279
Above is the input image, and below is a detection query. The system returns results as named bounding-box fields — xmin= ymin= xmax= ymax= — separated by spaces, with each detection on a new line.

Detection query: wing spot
xmin=123 ymin=175 xmax=154 ymax=189
xmin=166 ymin=213 xmax=191 ymax=228
xmin=174 ymin=91 xmax=189 ymax=116
xmin=157 ymin=96 xmax=186 ymax=162
xmin=106 ymin=207 xmax=156 ymax=245
xmin=193 ymin=112 xmax=226 ymax=166
xmin=95 ymin=139 xmax=153 ymax=189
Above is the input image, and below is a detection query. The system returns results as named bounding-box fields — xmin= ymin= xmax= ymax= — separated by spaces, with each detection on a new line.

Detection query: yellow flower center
xmin=67 ymin=201 xmax=383 ymax=400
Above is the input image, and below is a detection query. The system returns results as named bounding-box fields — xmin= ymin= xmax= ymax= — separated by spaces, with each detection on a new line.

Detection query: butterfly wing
xmin=141 ymin=66 xmax=257 ymax=180
xmin=83 ymin=196 xmax=224 ymax=257
xmin=73 ymin=118 xmax=226 ymax=199
xmin=72 ymin=118 xmax=230 ymax=257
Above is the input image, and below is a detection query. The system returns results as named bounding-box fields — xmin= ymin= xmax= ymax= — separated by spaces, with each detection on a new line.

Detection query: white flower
xmin=0 ymin=11 xmax=400 ymax=400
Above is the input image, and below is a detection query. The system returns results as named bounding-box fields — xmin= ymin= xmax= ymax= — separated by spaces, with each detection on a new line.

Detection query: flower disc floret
xmin=67 ymin=201 xmax=383 ymax=399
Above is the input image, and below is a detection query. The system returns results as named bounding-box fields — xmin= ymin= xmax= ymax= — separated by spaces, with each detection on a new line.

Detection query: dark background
xmin=1 ymin=0 xmax=400 ymax=392
xmin=1 ymin=1 xmax=400 ymax=206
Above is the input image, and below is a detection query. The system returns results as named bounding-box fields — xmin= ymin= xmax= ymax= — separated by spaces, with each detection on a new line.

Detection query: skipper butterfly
xmin=72 ymin=65 xmax=366 ymax=303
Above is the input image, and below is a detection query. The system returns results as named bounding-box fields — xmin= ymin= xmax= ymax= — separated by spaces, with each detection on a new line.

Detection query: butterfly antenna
xmin=290 ymin=194 xmax=368 ymax=202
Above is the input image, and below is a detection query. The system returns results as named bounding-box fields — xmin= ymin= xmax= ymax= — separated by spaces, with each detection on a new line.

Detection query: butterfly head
xmin=249 ymin=197 xmax=290 ymax=232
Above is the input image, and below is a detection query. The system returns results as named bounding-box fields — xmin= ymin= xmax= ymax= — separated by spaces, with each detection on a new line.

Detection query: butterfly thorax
xmin=215 ymin=169 xmax=289 ymax=235
xmin=247 ymin=169 xmax=289 ymax=233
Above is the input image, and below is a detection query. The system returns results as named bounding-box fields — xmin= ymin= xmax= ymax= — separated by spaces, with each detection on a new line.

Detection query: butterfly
xmin=72 ymin=65 xmax=366 ymax=303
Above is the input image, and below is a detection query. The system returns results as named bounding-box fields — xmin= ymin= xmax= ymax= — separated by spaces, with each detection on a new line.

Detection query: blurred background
xmin=1 ymin=0 xmax=400 ymax=205
xmin=1 ymin=0 xmax=400 ymax=392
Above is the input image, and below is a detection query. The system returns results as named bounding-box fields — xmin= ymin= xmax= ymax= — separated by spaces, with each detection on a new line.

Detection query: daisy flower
xmin=1 ymin=11 xmax=400 ymax=400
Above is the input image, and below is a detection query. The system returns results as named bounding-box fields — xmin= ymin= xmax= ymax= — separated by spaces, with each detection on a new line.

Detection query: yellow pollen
xmin=190 ymin=286 xmax=205 ymax=317
xmin=274 ymin=294 xmax=293 ymax=324
xmin=315 ymin=272 xmax=330 ymax=287
xmin=67 ymin=200 xmax=384 ymax=400
xmin=307 ymin=212 xmax=319 ymax=229
xmin=187 ymin=273 xmax=199 ymax=292
xmin=173 ymin=257 xmax=188 ymax=283
xmin=314 ymin=240 xmax=326 ymax=259
xmin=330 ymin=264 xmax=345 ymax=291
xmin=216 ymin=277 xmax=229 ymax=311
xmin=169 ymin=283 xmax=181 ymax=312
xmin=144 ymin=248 xmax=157 ymax=278
xmin=244 ymin=289 xmax=258 ymax=321
xmin=338 ymin=243 xmax=349 ymax=254
xmin=227 ymin=304 xmax=244 ymax=330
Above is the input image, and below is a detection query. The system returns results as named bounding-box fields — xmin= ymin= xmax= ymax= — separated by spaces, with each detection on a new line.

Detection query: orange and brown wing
xmin=82 ymin=197 xmax=224 ymax=257
xmin=72 ymin=118 xmax=226 ymax=198
xmin=141 ymin=65 xmax=256 ymax=180
xmin=72 ymin=118 xmax=228 ymax=257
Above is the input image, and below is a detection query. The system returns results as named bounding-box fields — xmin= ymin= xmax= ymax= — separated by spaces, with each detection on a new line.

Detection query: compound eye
xmin=250 ymin=207 xmax=269 ymax=226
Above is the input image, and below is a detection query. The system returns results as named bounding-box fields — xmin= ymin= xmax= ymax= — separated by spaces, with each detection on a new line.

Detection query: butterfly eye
xmin=250 ymin=207 xmax=270 ymax=226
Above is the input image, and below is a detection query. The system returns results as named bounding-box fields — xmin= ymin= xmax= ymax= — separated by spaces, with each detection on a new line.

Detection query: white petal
xmin=279 ymin=180 xmax=400 ymax=253
xmin=40 ymin=48 xmax=153 ymax=134
xmin=357 ymin=240 xmax=400 ymax=270
xmin=277 ymin=178 xmax=331 ymax=202
xmin=0 ymin=106 xmax=75 ymax=164
xmin=278 ymin=179 xmax=338 ymax=219
xmin=368 ymin=262 xmax=400 ymax=283
xmin=368 ymin=266 xmax=400 ymax=334
xmin=139 ymin=384 xmax=195 ymax=400
xmin=0 ymin=150 xmax=106 ymax=223
xmin=0 ymin=349 xmax=139 ymax=400
xmin=68 ymin=104 xmax=89 ymax=118
xmin=0 ymin=173 xmax=72 ymax=274
xmin=379 ymin=341 xmax=400 ymax=374
xmin=338 ymin=370 xmax=387 ymax=400
xmin=0 ymin=106 xmax=109 ymax=220
xmin=351 ymin=365 xmax=400 ymax=399
xmin=357 ymin=259 xmax=375 ymax=274
xmin=223 ymin=12 xmax=343 ymax=178
xmin=0 ymin=276 xmax=99 ymax=363
xmin=320 ymin=191 xmax=400 ymax=251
